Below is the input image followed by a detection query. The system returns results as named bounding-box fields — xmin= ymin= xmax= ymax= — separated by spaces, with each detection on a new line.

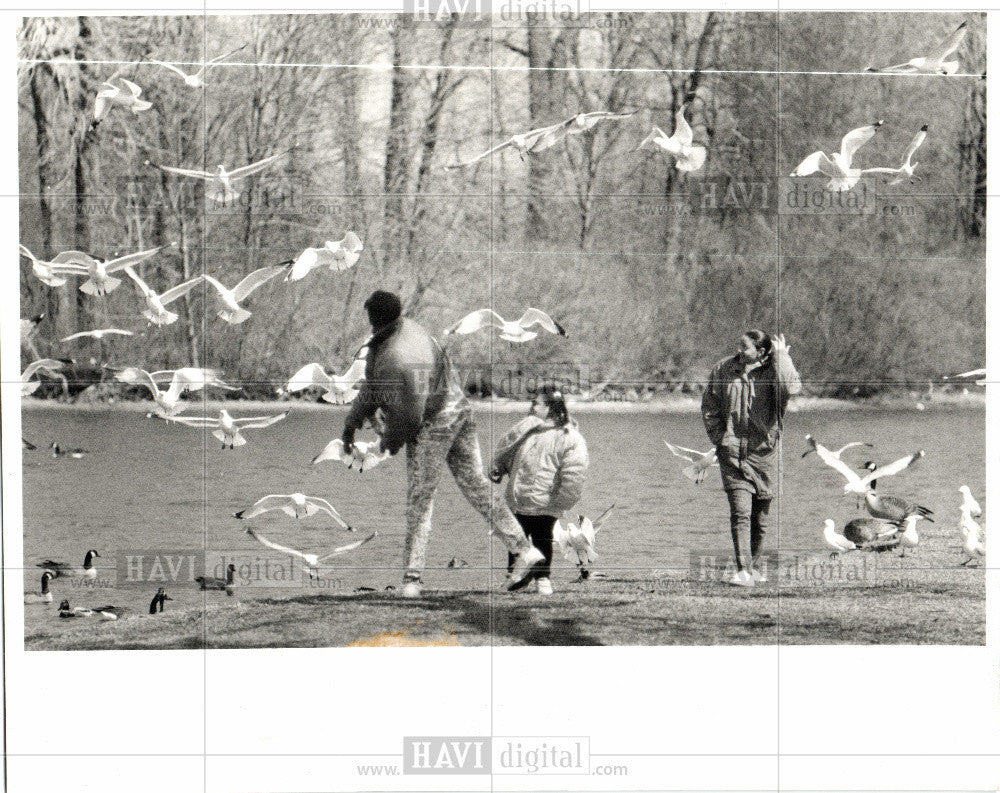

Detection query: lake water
xmin=20 ymin=404 xmax=984 ymax=634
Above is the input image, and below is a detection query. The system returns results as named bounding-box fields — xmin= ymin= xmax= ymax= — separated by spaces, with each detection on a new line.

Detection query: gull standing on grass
xmin=634 ymin=104 xmax=707 ymax=172
xmin=959 ymin=485 xmax=982 ymax=517
xmin=959 ymin=505 xmax=985 ymax=566
xmin=122 ymin=266 xmax=202 ymax=326
xmin=312 ymin=438 xmax=390 ymax=473
xmin=149 ymin=45 xmax=247 ymax=88
xmin=233 ymin=494 xmax=352 ymax=529
xmin=149 ymin=151 xmax=289 ymax=205
xmin=789 ymin=121 xmax=884 ymax=192
xmin=862 ymin=125 xmax=929 ymax=185
xmin=897 ymin=515 xmax=920 ymax=557
xmin=21 ymin=358 xmax=68 ymax=396
xmin=444 ymin=308 xmax=567 ymax=343
xmin=163 ymin=408 xmax=289 ymax=448
xmin=867 ymin=21 xmax=967 ymax=74
xmin=281 ymin=359 xmax=366 ymax=404
xmin=244 ymin=527 xmax=377 ymax=580
xmin=554 ymin=505 xmax=615 ymax=580
xmin=201 ymin=265 xmax=285 ymax=324
xmin=114 ymin=366 xmax=238 ymax=417
xmin=445 ymin=111 xmax=634 ymax=168
xmin=282 ymin=232 xmax=364 ymax=281
xmin=823 ymin=519 xmax=858 ymax=557
xmin=663 ymin=440 xmax=718 ymax=484
xmin=93 ymin=78 xmax=152 ymax=124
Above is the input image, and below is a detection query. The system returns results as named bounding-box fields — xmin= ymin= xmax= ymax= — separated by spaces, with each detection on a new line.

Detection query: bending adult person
xmin=341 ymin=291 xmax=543 ymax=598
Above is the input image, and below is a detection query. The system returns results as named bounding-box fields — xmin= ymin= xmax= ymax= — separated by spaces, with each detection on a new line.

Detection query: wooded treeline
xmin=18 ymin=12 xmax=985 ymax=398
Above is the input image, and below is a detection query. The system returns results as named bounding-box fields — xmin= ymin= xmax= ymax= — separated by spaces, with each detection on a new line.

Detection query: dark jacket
xmin=343 ymin=317 xmax=465 ymax=455
xmin=701 ymin=349 xmax=802 ymax=495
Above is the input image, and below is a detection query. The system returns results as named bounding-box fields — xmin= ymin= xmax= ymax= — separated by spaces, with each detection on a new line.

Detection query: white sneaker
xmin=508 ymin=546 xmax=545 ymax=591
xmin=536 ymin=577 xmax=554 ymax=595
xmin=401 ymin=581 xmax=422 ymax=598
xmin=727 ymin=570 xmax=754 ymax=587
xmin=751 ymin=569 xmax=767 ymax=584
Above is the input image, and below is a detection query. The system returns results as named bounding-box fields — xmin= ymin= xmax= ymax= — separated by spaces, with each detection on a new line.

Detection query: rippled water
xmin=21 ymin=404 xmax=984 ymax=632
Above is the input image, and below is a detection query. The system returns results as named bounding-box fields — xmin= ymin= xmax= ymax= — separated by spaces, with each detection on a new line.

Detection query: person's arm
xmin=701 ymin=364 xmax=727 ymax=446
xmin=550 ymin=432 xmax=589 ymax=513
xmin=771 ymin=334 xmax=802 ymax=402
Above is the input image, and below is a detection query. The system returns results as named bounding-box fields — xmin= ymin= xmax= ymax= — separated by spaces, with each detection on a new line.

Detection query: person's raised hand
xmin=771 ymin=333 xmax=790 ymax=355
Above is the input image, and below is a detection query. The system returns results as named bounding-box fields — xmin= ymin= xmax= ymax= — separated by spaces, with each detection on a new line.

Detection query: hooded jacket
xmin=342 ymin=317 xmax=466 ymax=455
xmin=701 ymin=348 xmax=801 ymax=495
xmin=491 ymin=415 xmax=589 ymax=517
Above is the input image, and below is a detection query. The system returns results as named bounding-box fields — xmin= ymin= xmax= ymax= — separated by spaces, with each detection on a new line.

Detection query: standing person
xmin=340 ymin=291 xmax=544 ymax=598
xmin=490 ymin=384 xmax=589 ymax=595
xmin=701 ymin=331 xmax=801 ymax=587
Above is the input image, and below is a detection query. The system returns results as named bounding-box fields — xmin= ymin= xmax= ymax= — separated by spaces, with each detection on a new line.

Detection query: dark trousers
xmin=506 ymin=514 xmax=557 ymax=578
xmin=726 ymin=489 xmax=771 ymax=572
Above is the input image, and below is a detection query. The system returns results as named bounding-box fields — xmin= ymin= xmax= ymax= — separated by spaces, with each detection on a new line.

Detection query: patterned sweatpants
xmin=403 ymin=406 xmax=531 ymax=583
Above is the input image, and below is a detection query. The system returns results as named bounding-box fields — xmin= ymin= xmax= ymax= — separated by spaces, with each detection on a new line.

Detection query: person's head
xmin=531 ymin=382 xmax=570 ymax=427
xmin=738 ymin=329 xmax=771 ymax=365
xmin=363 ymin=291 xmax=403 ymax=329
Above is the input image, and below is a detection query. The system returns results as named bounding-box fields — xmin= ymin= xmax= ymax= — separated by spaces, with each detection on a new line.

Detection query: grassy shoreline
xmin=20 ymin=391 xmax=986 ymax=415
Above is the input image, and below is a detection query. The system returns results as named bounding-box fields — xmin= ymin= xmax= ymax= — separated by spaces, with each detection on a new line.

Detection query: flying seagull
xmin=444 ymin=308 xmax=566 ymax=343
xmin=867 ymin=21 xmax=967 ymax=75
xmin=149 ymin=151 xmax=289 ymax=205
xmin=282 ymin=232 xmax=364 ymax=281
xmin=862 ymin=125 xmax=929 ymax=185
xmin=149 ymin=45 xmax=247 ymax=88
xmin=790 ymin=121 xmax=884 ymax=192
xmin=634 ymin=104 xmax=707 ymax=172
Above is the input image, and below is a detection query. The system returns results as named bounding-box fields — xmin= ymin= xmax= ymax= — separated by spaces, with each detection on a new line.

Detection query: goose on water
xmin=444 ymin=308 xmax=566 ymax=343
xmin=282 ymin=359 xmax=366 ymax=404
xmin=234 ymin=493 xmax=352 ymax=530
xmin=867 ymin=21 xmax=967 ymax=74
xmin=244 ymin=527 xmax=377 ymax=579
xmin=663 ymin=440 xmax=718 ymax=484
xmin=164 ymin=408 xmax=289 ymax=448
xmin=38 ymin=550 xmax=100 ymax=580
xmin=282 ymin=232 xmax=364 ymax=281
xmin=50 ymin=442 xmax=89 ymax=459
xmin=789 ymin=121 xmax=883 ymax=192
xmin=446 ymin=111 xmax=634 ymax=168
xmin=634 ymin=104 xmax=707 ymax=172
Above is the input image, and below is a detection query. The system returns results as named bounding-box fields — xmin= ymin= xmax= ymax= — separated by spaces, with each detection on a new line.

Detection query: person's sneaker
xmin=507 ymin=546 xmax=545 ymax=591
xmin=751 ymin=569 xmax=768 ymax=584
xmin=401 ymin=580 xmax=423 ymax=598
xmin=535 ymin=577 xmax=554 ymax=595
xmin=727 ymin=570 xmax=755 ymax=587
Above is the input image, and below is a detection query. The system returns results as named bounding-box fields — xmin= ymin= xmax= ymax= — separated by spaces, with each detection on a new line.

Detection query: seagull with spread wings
xmin=115 ymin=366 xmax=237 ymax=417
xmin=635 ymin=104 xmax=707 ymax=172
xmin=801 ymin=434 xmax=873 ymax=460
xmin=164 ymin=408 xmax=289 ymax=449
xmin=201 ymin=265 xmax=285 ymax=324
xmin=862 ymin=125 xmax=929 ymax=185
xmin=282 ymin=359 xmax=366 ymax=404
xmin=33 ymin=246 xmax=167 ymax=297
xmin=282 ymin=232 xmax=364 ymax=281
xmin=149 ymin=45 xmax=247 ymax=88
xmin=244 ymin=527 xmax=376 ymax=579
xmin=61 ymin=329 xmax=134 ymax=342
xmin=149 ymin=151 xmax=288 ymax=205
xmin=867 ymin=21 xmax=967 ymax=74
xmin=789 ymin=121 xmax=884 ymax=192
xmin=234 ymin=493 xmax=352 ymax=529
xmin=93 ymin=78 xmax=152 ymax=123
xmin=21 ymin=358 xmax=68 ymax=397
xmin=808 ymin=444 xmax=925 ymax=495
xmin=312 ymin=438 xmax=390 ymax=473
xmin=122 ymin=266 xmax=202 ymax=326
xmin=444 ymin=308 xmax=566 ymax=343
xmin=446 ymin=111 xmax=634 ymax=168
xmin=663 ymin=440 xmax=718 ymax=484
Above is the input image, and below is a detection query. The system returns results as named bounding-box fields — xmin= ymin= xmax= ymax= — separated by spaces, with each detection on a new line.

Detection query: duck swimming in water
xmin=50 ymin=442 xmax=89 ymax=459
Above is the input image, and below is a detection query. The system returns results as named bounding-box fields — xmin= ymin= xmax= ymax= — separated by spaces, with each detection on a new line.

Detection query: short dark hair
xmin=742 ymin=328 xmax=772 ymax=356
xmin=364 ymin=291 xmax=403 ymax=328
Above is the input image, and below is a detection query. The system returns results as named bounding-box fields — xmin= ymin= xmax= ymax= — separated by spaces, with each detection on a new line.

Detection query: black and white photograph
xmin=3 ymin=2 xmax=996 ymax=791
